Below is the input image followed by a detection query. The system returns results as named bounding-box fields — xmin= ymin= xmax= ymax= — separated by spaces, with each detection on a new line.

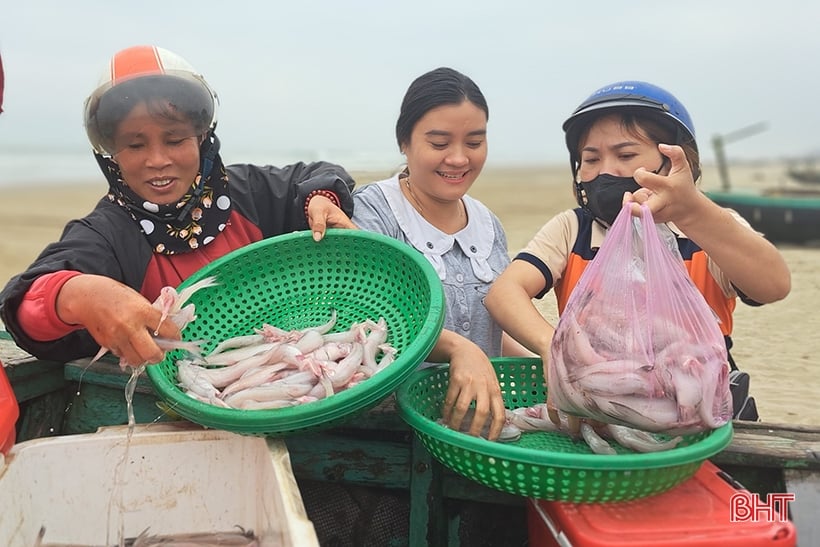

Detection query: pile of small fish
xmin=548 ymin=300 xmax=732 ymax=436
xmin=505 ymin=403 xmax=683 ymax=454
xmin=176 ymin=310 xmax=397 ymax=410
xmin=441 ymin=405 xmax=683 ymax=455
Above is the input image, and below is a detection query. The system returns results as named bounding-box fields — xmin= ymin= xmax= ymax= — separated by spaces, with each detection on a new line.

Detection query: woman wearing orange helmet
xmin=485 ymin=81 xmax=790 ymax=419
xmin=0 ymin=45 xmax=356 ymax=367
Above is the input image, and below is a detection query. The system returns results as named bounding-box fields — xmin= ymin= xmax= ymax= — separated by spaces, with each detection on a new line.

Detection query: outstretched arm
xmin=56 ymin=274 xmax=181 ymax=366
xmin=629 ymin=144 xmax=790 ymax=304
xmin=485 ymin=260 xmax=555 ymax=359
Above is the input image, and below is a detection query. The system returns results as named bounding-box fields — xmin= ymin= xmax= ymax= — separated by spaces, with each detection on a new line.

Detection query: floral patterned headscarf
xmin=95 ymin=131 xmax=232 ymax=255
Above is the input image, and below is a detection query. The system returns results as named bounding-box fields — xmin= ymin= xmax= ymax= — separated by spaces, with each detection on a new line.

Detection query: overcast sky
xmin=1 ymin=1 xmax=817 ymax=170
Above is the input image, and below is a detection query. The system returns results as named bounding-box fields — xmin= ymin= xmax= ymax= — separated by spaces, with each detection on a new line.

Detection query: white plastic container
xmin=0 ymin=422 xmax=318 ymax=546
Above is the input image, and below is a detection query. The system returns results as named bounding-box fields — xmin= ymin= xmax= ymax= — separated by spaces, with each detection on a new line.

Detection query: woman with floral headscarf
xmin=0 ymin=45 xmax=356 ymax=367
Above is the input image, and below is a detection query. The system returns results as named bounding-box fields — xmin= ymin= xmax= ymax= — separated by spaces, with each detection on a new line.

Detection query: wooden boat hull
xmin=706 ymin=190 xmax=820 ymax=244
xmin=3 ymin=331 xmax=819 ymax=545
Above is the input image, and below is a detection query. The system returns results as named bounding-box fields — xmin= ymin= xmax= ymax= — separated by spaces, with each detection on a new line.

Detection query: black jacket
xmin=0 ymin=161 xmax=355 ymax=362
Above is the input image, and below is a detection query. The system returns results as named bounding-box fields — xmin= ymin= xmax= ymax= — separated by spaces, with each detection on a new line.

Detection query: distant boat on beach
xmin=705 ymin=187 xmax=820 ymax=244
xmin=786 ymin=166 xmax=820 ymax=185
xmin=708 ymin=125 xmax=820 ymax=244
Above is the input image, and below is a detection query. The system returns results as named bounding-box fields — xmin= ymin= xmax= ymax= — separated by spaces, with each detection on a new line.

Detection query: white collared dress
xmin=351 ymin=175 xmax=509 ymax=358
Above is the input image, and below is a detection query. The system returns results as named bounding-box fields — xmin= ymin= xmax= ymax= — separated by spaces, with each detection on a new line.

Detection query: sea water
xmin=0 ymin=150 xmax=99 ymax=187
xmin=0 ymin=148 xmax=401 ymax=188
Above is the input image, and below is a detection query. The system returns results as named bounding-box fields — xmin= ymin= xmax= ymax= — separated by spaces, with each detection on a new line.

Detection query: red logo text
xmin=730 ymin=492 xmax=794 ymax=522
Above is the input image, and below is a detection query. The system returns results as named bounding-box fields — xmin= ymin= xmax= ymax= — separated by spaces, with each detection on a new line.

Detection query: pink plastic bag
xmin=547 ymin=204 xmax=732 ymax=435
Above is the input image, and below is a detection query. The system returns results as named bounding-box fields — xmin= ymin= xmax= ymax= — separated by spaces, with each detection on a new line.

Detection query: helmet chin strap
xmin=573 ymin=179 xmax=586 ymax=207
xmin=174 ymin=130 xmax=219 ymax=222
xmin=572 ymin=165 xmax=608 ymax=229
xmin=572 ymin=161 xmax=584 ymax=207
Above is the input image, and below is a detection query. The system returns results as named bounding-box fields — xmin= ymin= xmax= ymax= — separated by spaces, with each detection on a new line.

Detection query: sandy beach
xmin=1 ymin=163 xmax=817 ymax=425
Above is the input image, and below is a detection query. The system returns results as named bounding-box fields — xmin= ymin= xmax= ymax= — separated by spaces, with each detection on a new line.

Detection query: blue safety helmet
xmin=562 ymin=81 xmax=700 ymax=181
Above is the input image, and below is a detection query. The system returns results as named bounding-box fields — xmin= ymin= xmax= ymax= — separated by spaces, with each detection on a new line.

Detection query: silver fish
xmin=438 ymin=407 xmax=522 ymax=442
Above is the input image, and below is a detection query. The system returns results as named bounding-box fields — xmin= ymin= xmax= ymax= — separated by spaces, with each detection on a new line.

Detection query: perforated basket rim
xmin=145 ymin=229 xmax=446 ymax=434
xmin=395 ymin=358 xmax=734 ymax=471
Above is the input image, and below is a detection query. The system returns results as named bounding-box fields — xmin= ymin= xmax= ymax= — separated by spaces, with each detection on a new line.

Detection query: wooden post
xmin=710 ymin=122 xmax=769 ymax=192
xmin=712 ymin=134 xmax=731 ymax=191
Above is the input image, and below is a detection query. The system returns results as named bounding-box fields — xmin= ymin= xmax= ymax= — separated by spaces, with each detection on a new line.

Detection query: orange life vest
xmin=553 ymin=210 xmax=735 ymax=336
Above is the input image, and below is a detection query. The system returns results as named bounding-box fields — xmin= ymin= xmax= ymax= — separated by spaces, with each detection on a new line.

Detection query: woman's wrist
xmin=304 ymin=189 xmax=341 ymax=220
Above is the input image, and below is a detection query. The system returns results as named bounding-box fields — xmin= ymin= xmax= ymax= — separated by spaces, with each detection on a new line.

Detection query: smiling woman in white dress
xmin=352 ymin=67 xmax=531 ymax=441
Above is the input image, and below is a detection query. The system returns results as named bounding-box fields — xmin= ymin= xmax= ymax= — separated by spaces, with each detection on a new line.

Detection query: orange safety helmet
xmin=83 ymin=45 xmax=218 ymax=156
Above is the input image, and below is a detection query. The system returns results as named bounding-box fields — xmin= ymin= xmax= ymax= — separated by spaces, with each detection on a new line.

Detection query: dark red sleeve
xmin=17 ymin=271 xmax=85 ymax=341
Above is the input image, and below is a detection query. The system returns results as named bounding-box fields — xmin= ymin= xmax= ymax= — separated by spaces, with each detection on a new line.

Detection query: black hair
xmin=395 ymin=67 xmax=488 ymax=150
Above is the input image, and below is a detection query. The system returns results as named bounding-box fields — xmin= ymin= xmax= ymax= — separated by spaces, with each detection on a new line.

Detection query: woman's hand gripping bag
xmin=547 ymin=204 xmax=732 ymax=435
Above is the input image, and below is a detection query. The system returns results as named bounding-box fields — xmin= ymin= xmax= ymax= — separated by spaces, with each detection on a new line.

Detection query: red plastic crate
xmin=0 ymin=360 xmax=19 ymax=454
xmin=528 ymin=460 xmax=796 ymax=547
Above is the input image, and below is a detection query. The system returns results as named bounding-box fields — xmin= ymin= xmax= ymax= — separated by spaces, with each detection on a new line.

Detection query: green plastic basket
xmin=396 ymin=357 xmax=733 ymax=502
xmin=146 ymin=229 xmax=445 ymax=436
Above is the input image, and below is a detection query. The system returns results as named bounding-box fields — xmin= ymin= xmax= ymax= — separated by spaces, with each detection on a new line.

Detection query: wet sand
xmin=1 ymin=163 xmax=817 ymax=425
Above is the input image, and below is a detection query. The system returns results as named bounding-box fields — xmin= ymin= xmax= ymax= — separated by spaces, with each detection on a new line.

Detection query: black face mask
xmin=575 ymin=158 xmax=668 ymax=227
xmin=577 ymin=173 xmax=641 ymax=227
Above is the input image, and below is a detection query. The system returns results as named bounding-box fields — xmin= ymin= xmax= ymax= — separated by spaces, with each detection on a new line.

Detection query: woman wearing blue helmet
xmin=562 ymin=80 xmax=703 ymax=224
xmin=485 ymin=80 xmax=790 ymax=419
